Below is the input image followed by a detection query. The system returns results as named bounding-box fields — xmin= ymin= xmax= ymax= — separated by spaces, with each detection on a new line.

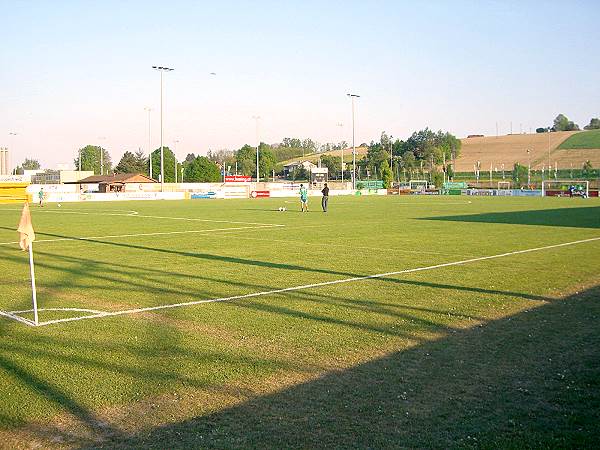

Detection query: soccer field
xmin=1 ymin=196 xmax=599 ymax=448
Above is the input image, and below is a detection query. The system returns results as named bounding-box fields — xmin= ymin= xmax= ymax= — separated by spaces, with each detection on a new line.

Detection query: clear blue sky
xmin=1 ymin=0 xmax=599 ymax=168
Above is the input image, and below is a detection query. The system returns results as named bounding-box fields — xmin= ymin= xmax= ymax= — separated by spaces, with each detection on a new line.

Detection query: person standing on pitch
xmin=321 ymin=183 xmax=329 ymax=212
xmin=299 ymin=183 xmax=308 ymax=212
xmin=38 ymin=188 xmax=45 ymax=207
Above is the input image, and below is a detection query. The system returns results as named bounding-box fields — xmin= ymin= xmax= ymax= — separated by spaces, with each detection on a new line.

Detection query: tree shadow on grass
xmin=82 ymin=285 xmax=600 ymax=449
xmin=424 ymin=206 xmax=600 ymax=229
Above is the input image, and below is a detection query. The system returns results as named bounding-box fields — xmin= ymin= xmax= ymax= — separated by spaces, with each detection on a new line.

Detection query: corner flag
xmin=17 ymin=202 xmax=36 ymax=251
xmin=17 ymin=202 xmax=39 ymax=325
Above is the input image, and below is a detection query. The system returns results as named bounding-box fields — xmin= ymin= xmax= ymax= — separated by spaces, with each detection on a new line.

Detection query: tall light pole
xmin=252 ymin=115 xmax=261 ymax=183
xmin=152 ymin=66 xmax=174 ymax=191
xmin=144 ymin=107 xmax=152 ymax=178
xmin=390 ymin=134 xmax=394 ymax=182
xmin=347 ymin=93 xmax=360 ymax=190
xmin=527 ymin=149 xmax=531 ymax=186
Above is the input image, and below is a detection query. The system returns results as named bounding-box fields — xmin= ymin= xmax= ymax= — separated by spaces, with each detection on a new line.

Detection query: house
xmin=283 ymin=160 xmax=318 ymax=177
xmin=74 ymin=173 xmax=156 ymax=193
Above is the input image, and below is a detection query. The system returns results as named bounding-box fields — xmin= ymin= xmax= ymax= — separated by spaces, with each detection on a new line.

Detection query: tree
xmin=512 ymin=163 xmax=528 ymax=188
xmin=290 ymin=166 xmax=309 ymax=181
xmin=258 ymin=144 xmax=276 ymax=180
xmin=582 ymin=160 xmax=594 ymax=178
xmin=430 ymin=169 xmax=444 ymax=189
xmin=149 ymin=147 xmax=177 ymax=182
xmin=553 ymin=114 xmax=579 ymax=131
xmin=366 ymin=132 xmax=391 ymax=176
xmin=115 ymin=150 xmax=147 ymax=174
xmin=380 ymin=160 xmax=393 ymax=188
xmin=185 ymin=156 xmax=221 ymax=182
xmin=320 ymin=155 xmax=341 ymax=179
xmin=74 ymin=145 xmax=112 ymax=175
xmin=584 ymin=118 xmax=600 ymax=130
xmin=235 ymin=144 xmax=257 ymax=176
xmin=402 ymin=128 xmax=461 ymax=162
xmin=21 ymin=158 xmax=41 ymax=170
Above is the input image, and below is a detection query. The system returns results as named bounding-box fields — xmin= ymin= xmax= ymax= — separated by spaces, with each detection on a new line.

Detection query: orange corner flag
xmin=17 ymin=202 xmax=36 ymax=251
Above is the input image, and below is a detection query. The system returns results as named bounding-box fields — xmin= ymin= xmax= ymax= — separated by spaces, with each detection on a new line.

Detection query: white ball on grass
xmin=57 ymin=203 xmax=61 ymax=208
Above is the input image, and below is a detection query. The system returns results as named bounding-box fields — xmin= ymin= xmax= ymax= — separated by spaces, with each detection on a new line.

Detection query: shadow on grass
xmin=81 ymin=285 xmax=600 ymax=449
xmin=424 ymin=206 xmax=600 ymax=229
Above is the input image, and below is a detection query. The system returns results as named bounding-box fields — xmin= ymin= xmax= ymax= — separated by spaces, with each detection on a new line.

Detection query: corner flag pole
xmin=18 ymin=202 xmax=39 ymax=325
xmin=28 ymin=243 xmax=39 ymax=325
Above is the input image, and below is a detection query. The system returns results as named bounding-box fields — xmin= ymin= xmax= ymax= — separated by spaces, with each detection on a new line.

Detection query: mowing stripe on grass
xmin=3 ymin=235 xmax=597 ymax=328
xmin=22 ymin=209 xmax=281 ymax=226
xmin=0 ymin=224 xmax=285 ymax=246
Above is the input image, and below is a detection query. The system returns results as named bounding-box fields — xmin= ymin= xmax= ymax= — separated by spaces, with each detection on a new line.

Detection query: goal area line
xmin=2 ymin=236 xmax=599 ymax=328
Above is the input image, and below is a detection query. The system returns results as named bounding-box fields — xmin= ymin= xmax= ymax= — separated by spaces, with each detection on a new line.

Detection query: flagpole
xmin=28 ymin=242 xmax=39 ymax=325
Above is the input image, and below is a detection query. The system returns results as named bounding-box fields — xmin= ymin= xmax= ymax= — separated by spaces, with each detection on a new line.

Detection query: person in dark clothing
xmin=321 ymin=183 xmax=329 ymax=212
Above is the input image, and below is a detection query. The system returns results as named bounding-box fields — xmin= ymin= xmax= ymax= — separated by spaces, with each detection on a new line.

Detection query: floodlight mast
xmin=152 ymin=66 xmax=174 ymax=192
xmin=336 ymin=123 xmax=344 ymax=182
xmin=252 ymin=116 xmax=261 ymax=183
xmin=347 ymin=93 xmax=360 ymax=190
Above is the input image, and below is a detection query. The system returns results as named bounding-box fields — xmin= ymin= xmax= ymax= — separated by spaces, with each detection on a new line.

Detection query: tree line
xmin=536 ymin=114 xmax=600 ymax=133
xmin=16 ymin=129 xmax=461 ymax=185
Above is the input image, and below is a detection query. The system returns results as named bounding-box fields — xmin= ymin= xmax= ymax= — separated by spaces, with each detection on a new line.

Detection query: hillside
xmin=279 ymin=131 xmax=600 ymax=172
xmin=279 ymin=146 xmax=368 ymax=165
xmin=558 ymin=129 xmax=600 ymax=149
xmin=455 ymin=131 xmax=600 ymax=171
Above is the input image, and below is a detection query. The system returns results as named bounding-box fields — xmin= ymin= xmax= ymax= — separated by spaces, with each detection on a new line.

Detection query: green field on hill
xmin=558 ymin=129 xmax=600 ymax=149
xmin=1 ymin=196 xmax=599 ymax=448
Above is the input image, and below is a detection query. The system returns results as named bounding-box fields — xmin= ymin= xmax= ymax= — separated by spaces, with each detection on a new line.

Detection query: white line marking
xmin=0 ymin=310 xmax=36 ymax=326
xmin=7 ymin=235 xmax=595 ymax=328
xmin=0 ymin=224 xmax=284 ymax=246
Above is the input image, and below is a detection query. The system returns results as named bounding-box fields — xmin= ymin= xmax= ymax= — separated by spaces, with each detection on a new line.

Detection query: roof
xmin=283 ymin=160 xmax=318 ymax=168
xmin=74 ymin=173 xmax=157 ymax=184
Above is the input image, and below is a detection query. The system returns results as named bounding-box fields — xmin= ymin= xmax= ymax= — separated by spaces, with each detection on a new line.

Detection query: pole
xmin=28 ymin=243 xmax=39 ymax=325
xmin=527 ymin=149 xmax=531 ymax=186
xmin=548 ymin=129 xmax=551 ymax=168
xmin=160 ymin=69 xmax=164 ymax=189
xmin=347 ymin=93 xmax=360 ymax=190
xmin=337 ymin=123 xmax=344 ymax=182
xmin=152 ymin=66 xmax=174 ymax=189
xmin=149 ymin=152 xmax=153 ymax=179
xmin=253 ymin=116 xmax=260 ymax=183
xmin=390 ymin=135 xmax=393 ymax=182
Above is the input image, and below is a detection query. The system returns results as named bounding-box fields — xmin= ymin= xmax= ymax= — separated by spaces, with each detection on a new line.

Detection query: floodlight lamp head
xmin=347 ymin=93 xmax=360 ymax=98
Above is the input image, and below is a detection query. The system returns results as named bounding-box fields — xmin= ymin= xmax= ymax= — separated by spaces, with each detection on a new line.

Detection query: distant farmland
xmin=456 ymin=131 xmax=600 ymax=171
xmin=558 ymin=129 xmax=600 ymax=149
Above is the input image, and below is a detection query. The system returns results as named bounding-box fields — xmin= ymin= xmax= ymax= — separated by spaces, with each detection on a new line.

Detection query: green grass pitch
xmin=1 ymin=195 xmax=599 ymax=448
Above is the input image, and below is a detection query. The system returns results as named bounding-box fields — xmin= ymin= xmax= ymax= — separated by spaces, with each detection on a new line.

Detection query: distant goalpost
xmin=409 ymin=180 xmax=428 ymax=191
xmin=497 ymin=181 xmax=511 ymax=190
xmin=542 ymin=180 xmax=589 ymax=197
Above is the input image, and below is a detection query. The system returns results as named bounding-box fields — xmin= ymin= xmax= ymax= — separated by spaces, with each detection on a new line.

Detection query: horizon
xmin=2 ymin=0 xmax=599 ymax=170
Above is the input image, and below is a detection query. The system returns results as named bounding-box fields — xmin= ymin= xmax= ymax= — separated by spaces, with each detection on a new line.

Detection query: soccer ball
xmin=278 ymin=207 xmax=286 ymax=212
xmin=57 ymin=203 xmax=61 ymax=208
